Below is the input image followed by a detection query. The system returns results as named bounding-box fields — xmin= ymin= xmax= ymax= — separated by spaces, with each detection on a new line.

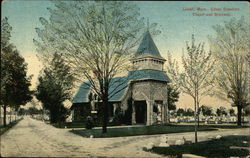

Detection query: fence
xmin=0 ymin=114 xmax=22 ymax=127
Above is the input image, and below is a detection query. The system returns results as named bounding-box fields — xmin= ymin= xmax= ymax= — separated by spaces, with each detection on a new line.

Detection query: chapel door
xmin=135 ymin=101 xmax=147 ymax=124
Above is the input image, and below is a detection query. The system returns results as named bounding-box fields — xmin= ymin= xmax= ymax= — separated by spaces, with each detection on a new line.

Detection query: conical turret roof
xmin=135 ymin=31 xmax=161 ymax=57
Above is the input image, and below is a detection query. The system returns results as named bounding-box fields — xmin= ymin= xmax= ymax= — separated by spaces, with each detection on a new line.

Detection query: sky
xmin=2 ymin=0 xmax=249 ymax=109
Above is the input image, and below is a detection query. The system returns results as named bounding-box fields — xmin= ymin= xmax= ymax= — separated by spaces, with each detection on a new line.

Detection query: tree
xmin=229 ymin=108 xmax=235 ymax=116
xmin=216 ymin=108 xmax=221 ymax=116
xmin=169 ymin=35 xmax=216 ymax=143
xmin=18 ymin=108 xmax=26 ymax=115
xmin=1 ymin=17 xmax=33 ymax=126
xmin=199 ymin=105 xmax=212 ymax=116
xmin=165 ymin=36 xmax=216 ymax=142
xmin=34 ymin=1 xmax=148 ymax=133
xmin=216 ymin=106 xmax=227 ymax=116
xmin=185 ymin=108 xmax=195 ymax=116
xmin=209 ymin=17 xmax=250 ymax=126
xmin=167 ymin=85 xmax=179 ymax=111
xmin=36 ymin=53 xmax=74 ymax=123
xmin=165 ymin=53 xmax=180 ymax=111
xmin=1 ymin=17 xmax=12 ymax=49
xmin=177 ymin=108 xmax=185 ymax=116
xmin=28 ymin=107 xmax=43 ymax=115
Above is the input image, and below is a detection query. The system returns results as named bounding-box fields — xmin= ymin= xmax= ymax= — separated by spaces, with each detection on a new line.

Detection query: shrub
xmin=85 ymin=116 xmax=94 ymax=129
xmin=110 ymin=106 xmax=123 ymax=126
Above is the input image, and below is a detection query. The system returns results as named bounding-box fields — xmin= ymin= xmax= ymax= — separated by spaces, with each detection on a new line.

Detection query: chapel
xmin=71 ymin=30 xmax=170 ymax=125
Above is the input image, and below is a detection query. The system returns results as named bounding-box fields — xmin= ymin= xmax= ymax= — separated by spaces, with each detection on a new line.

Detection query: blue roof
xmin=128 ymin=69 xmax=170 ymax=82
xmin=135 ymin=31 xmax=161 ymax=57
xmin=72 ymin=69 xmax=169 ymax=103
xmin=108 ymin=77 xmax=129 ymax=102
xmin=72 ymin=82 xmax=91 ymax=103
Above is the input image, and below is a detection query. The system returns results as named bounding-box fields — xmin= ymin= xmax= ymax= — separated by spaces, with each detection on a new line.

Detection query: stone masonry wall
xmin=132 ymin=81 xmax=167 ymax=101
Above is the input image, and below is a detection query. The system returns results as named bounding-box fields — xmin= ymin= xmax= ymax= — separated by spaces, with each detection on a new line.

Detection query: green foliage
xmin=36 ymin=53 xmax=74 ymax=123
xmin=85 ymin=116 xmax=94 ymax=129
xmin=176 ymin=108 xmax=194 ymax=116
xmin=185 ymin=108 xmax=195 ymax=116
xmin=28 ymin=107 xmax=43 ymax=115
xmin=110 ymin=106 xmax=123 ymax=126
xmin=1 ymin=17 xmax=12 ymax=49
xmin=18 ymin=108 xmax=26 ymax=115
xmin=167 ymin=84 xmax=179 ymax=111
xmin=1 ymin=17 xmax=33 ymax=126
xmin=165 ymin=53 xmax=180 ymax=111
xmin=216 ymin=106 xmax=228 ymax=116
xmin=177 ymin=108 xmax=185 ymax=116
xmin=199 ymin=105 xmax=212 ymax=116
xmin=71 ymin=124 xmax=220 ymax=138
xmin=1 ymin=47 xmax=33 ymax=107
xmin=229 ymin=108 xmax=235 ymax=116
xmin=123 ymin=97 xmax=133 ymax=124
xmin=1 ymin=18 xmax=33 ymax=108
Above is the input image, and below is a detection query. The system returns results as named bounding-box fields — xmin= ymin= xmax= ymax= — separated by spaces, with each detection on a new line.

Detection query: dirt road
xmin=1 ymin=116 xmax=249 ymax=157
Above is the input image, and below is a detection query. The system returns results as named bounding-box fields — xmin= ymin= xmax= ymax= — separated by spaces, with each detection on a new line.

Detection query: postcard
xmin=1 ymin=1 xmax=249 ymax=157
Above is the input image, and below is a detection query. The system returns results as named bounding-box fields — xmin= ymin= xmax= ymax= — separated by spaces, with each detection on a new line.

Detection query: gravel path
xmin=1 ymin=116 xmax=249 ymax=157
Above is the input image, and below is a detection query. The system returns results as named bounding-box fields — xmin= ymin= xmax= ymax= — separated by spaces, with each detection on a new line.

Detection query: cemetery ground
xmin=1 ymin=116 xmax=249 ymax=157
xmin=53 ymin=119 xmax=249 ymax=138
xmin=70 ymin=124 xmax=248 ymax=138
xmin=148 ymin=135 xmax=250 ymax=157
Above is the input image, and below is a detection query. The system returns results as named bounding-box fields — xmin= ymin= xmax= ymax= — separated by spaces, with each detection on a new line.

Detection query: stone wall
xmin=131 ymin=81 xmax=168 ymax=125
xmin=132 ymin=81 xmax=167 ymax=101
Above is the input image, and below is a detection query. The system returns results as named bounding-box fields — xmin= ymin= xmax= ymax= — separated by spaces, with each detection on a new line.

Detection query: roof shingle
xmin=135 ymin=31 xmax=162 ymax=57
xmin=72 ymin=69 xmax=170 ymax=103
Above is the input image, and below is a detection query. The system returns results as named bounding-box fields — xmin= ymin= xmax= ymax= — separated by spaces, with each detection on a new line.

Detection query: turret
xmin=131 ymin=31 xmax=166 ymax=71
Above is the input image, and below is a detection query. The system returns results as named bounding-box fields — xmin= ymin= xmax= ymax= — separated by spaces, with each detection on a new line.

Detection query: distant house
xmin=70 ymin=31 xmax=170 ymax=125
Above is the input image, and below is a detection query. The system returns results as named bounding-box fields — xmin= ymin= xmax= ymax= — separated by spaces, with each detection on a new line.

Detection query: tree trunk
xmin=15 ymin=110 xmax=17 ymax=121
xmin=9 ymin=109 xmax=12 ymax=123
xmin=237 ymin=106 xmax=242 ymax=126
xmin=58 ymin=106 xmax=61 ymax=127
xmin=194 ymin=97 xmax=198 ymax=143
xmin=197 ymin=101 xmax=200 ymax=127
xmin=102 ymin=96 xmax=109 ymax=134
xmin=0 ymin=106 xmax=2 ymax=126
xmin=197 ymin=114 xmax=200 ymax=126
xmin=49 ymin=112 xmax=53 ymax=123
xmin=3 ymin=105 xmax=7 ymax=127
xmin=242 ymin=109 xmax=244 ymax=125
xmin=195 ymin=85 xmax=199 ymax=142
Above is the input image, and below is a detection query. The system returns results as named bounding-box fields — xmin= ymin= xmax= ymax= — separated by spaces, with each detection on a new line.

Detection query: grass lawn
xmin=66 ymin=122 xmax=249 ymax=138
xmin=147 ymin=135 xmax=250 ymax=158
xmin=53 ymin=122 xmax=86 ymax=128
xmin=70 ymin=124 xmax=219 ymax=138
xmin=0 ymin=118 xmax=23 ymax=135
xmin=54 ymin=121 xmax=249 ymax=129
